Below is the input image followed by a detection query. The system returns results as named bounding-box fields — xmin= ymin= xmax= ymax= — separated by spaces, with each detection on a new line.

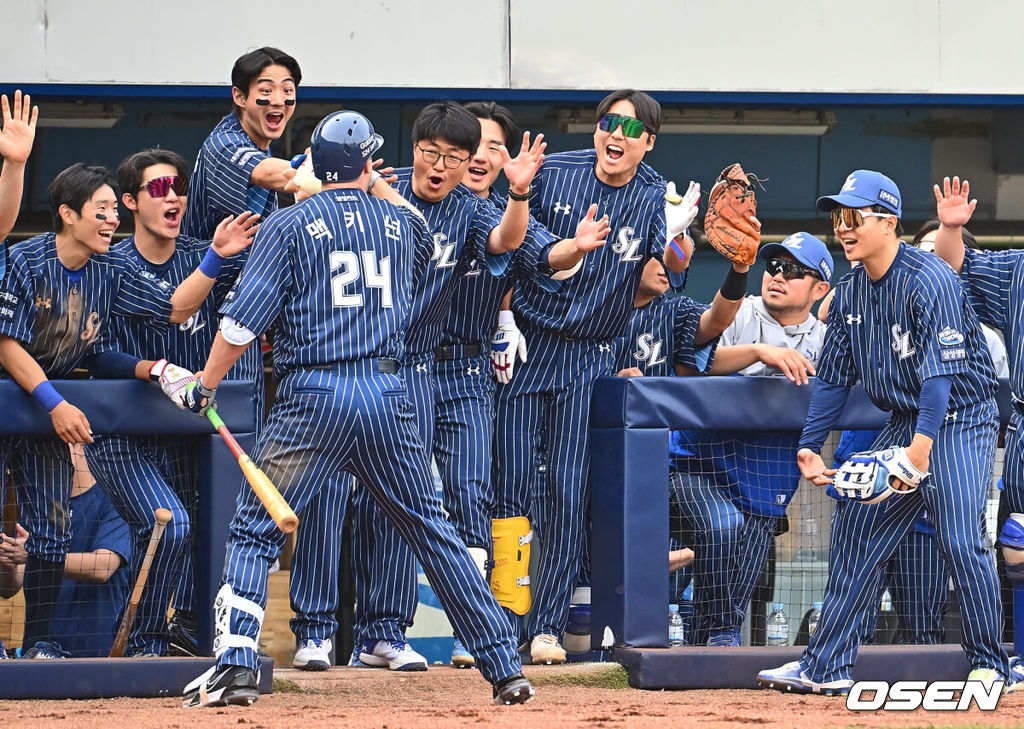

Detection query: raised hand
xmin=574 ymin=203 xmax=611 ymax=253
xmin=0 ymin=90 xmax=38 ymax=165
xmin=501 ymin=131 xmax=545 ymax=195
xmin=212 ymin=211 xmax=260 ymax=257
xmin=665 ymin=180 xmax=701 ymax=239
xmin=372 ymin=158 xmax=398 ymax=185
xmin=933 ymin=176 xmax=976 ymax=228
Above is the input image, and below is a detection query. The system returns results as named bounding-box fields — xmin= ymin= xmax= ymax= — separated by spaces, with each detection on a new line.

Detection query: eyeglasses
xmin=415 ymin=143 xmax=469 ymax=170
xmin=139 ymin=175 xmax=187 ymax=198
xmin=598 ymin=113 xmax=649 ymax=139
xmin=766 ymin=257 xmax=821 ymax=281
xmin=830 ymin=208 xmax=893 ymax=230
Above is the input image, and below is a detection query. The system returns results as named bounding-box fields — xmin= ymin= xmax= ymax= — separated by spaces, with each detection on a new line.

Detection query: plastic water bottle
xmin=808 ymin=601 xmax=823 ymax=637
xmin=678 ymin=583 xmax=695 ymax=643
xmin=766 ymin=602 xmax=790 ymax=646
xmin=668 ymin=604 xmax=685 ymax=647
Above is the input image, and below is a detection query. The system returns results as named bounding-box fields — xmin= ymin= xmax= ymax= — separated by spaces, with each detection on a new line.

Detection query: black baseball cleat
xmin=183 ymin=665 xmax=259 ymax=708
xmin=493 ymin=673 xmax=535 ymax=705
xmin=168 ymin=611 xmax=201 ymax=657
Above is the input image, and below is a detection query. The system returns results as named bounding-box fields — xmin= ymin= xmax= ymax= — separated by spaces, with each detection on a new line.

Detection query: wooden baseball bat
xmin=109 ymin=508 xmax=172 ymax=658
xmin=206 ymin=408 xmax=299 ymax=534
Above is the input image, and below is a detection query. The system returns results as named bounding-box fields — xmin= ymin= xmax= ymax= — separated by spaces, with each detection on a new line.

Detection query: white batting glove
xmin=490 ymin=310 xmax=528 ymax=385
xmin=150 ymin=359 xmax=197 ymax=409
xmin=665 ymin=180 xmax=701 ymax=240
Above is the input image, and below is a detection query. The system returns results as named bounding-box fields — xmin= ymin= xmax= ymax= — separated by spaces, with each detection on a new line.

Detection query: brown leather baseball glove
xmin=703 ymin=163 xmax=762 ymax=266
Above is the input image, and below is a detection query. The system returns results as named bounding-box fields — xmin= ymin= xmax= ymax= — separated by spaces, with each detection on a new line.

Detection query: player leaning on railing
xmin=0 ymin=149 xmax=256 ymax=660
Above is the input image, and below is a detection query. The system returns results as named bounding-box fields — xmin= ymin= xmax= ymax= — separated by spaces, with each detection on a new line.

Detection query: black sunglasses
xmin=766 ymin=257 xmax=821 ymax=281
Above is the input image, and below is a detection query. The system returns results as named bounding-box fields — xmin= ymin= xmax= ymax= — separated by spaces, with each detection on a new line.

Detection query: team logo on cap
xmin=841 ymin=175 xmax=858 ymax=193
xmin=819 ymin=260 xmax=832 ymax=280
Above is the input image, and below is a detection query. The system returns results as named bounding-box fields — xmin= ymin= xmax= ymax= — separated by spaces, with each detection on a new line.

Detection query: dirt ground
xmin=3 ymin=663 xmax=1024 ymax=729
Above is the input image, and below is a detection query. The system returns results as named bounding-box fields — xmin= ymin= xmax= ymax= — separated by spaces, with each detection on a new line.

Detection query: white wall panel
xmin=0 ymin=0 xmax=509 ymax=88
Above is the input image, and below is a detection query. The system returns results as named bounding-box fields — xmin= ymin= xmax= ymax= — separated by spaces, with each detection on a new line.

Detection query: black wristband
xmin=507 ymin=186 xmax=531 ymax=202
xmin=719 ymin=267 xmax=748 ymax=300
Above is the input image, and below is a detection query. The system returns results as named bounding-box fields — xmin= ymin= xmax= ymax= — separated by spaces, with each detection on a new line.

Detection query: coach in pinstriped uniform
xmin=347 ymin=101 xmax=541 ymax=670
xmin=429 ymin=101 xmax=611 ymax=665
xmin=758 ymin=170 xmax=1021 ymax=695
xmin=491 ymin=90 xmax=729 ymax=665
xmin=180 ymin=111 xmax=535 ymax=708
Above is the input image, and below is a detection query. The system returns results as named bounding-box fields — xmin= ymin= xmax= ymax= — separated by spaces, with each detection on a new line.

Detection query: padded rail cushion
xmin=614 ymin=645 xmax=975 ymax=690
xmin=0 ymin=655 xmax=274 ymax=699
xmin=590 ymin=376 xmax=1015 ymax=431
xmin=0 ymin=380 xmax=257 ymax=436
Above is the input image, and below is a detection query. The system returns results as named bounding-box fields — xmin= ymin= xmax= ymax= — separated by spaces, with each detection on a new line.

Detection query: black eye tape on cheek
xmin=284 ymin=99 xmax=295 ymax=106
xmin=95 ymin=213 xmax=107 ymax=221
xmin=255 ymin=98 xmax=270 ymax=106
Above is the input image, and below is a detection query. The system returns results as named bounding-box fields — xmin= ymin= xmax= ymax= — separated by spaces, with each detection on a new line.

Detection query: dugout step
xmin=0 ymin=655 xmax=274 ymax=700
xmin=613 ymin=645 xmax=984 ymax=690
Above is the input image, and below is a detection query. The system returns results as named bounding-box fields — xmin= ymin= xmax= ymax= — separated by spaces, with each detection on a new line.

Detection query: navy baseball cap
xmin=816 ymin=170 xmax=902 ymax=217
xmin=759 ymin=232 xmax=834 ymax=282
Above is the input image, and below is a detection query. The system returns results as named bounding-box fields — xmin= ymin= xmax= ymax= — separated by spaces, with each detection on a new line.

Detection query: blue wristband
xmin=32 ymin=381 xmax=65 ymax=412
xmin=199 ymin=248 xmax=226 ymax=278
xmin=669 ymin=236 xmax=688 ymax=264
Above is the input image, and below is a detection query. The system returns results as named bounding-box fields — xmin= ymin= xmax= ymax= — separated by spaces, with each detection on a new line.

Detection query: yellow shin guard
xmin=491 ymin=516 xmax=532 ymax=615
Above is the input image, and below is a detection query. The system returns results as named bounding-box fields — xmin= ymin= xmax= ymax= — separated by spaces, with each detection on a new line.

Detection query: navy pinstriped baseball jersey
xmin=613 ymin=295 xmax=714 ymax=376
xmin=93 ymin=235 xmax=243 ymax=370
xmin=182 ymin=115 xmax=277 ymax=241
xmin=818 ymin=244 xmax=996 ymax=409
xmin=0 ymin=232 xmax=173 ymax=377
xmin=959 ymin=247 xmax=1024 ymax=512
xmin=439 ymin=190 xmax=557 ymax=348
xmin=391 ymin=169 xmax=509 ymax=355
xmin=517 ymin=149 xmax=668 ymax=339
xmin=221 ymin=188 xmax=427 ymax=365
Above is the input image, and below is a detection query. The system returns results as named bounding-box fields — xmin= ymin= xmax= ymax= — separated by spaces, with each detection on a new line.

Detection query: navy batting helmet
xmin=310 ymin=111 xmax=383 ymax=184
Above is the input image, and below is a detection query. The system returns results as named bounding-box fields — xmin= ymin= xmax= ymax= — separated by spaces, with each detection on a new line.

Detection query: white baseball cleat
xmin=293 ymin=637 xmax=332 ymax=671
xmin=358 ymin=640 xmax=428 ymax=671
xmin=530 ymin=633 xmax=567 ymax=665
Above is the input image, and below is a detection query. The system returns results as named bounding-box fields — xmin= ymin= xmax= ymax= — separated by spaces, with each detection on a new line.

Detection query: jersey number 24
xmin=330 ymin=250 xmax=393 ymax=308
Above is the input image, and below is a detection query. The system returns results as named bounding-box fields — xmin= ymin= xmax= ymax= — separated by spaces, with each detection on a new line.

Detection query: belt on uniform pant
xmin=434 ymin=343 xmax=482 ymax=361
xmin=304 ymin=358 xmax=399 ymax=375
xmin=1013 ymin=392 xmax=1024 ymax=415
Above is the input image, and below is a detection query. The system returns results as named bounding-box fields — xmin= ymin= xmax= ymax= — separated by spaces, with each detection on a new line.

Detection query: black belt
xmin=1013 ymin=393 xmax=1024 ymax=415
xmin=434 ymin=343 xmax=483 ymax=361
xmin=305 ymin=358 xmax=399 ymax=375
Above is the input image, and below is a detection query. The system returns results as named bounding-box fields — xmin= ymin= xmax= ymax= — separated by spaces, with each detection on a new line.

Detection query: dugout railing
xmin=589 ymin=375 xmax=1017 ymax=689
xmin=0 ymin=379 xmax=272 ymax=699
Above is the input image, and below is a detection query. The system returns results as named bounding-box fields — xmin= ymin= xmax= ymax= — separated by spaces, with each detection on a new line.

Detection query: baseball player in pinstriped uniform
xmin=177 ymin=47 xmax=301 ymax=653
xmin=347 ymin=100 xmax=541 ymax=670
xmin=758 ymin=170 xmax=1021 ymax=694
xmin=180 ymin=111 xmax=534 ymax=708
xmin=431 ymin=101 xmax=610 ymax=666
xmin=671 ymin=233 xmax=832 ymax=647
xmin=931 ymin=177 xmax=1024 ymax=518
xmin=0 ymin=163 xmax=232 ymax=659
xmin=491 ymin=90 xmax=745 ymax=664
xmin=83 ymin=148 xmax=257 ymax=656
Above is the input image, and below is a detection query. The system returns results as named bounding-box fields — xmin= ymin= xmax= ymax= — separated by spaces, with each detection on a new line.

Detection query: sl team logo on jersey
xmin=462 ymin=258 xmax=482 ymax=278
xmin=431 ymin=233 xmax=458 ymax=269
xmin=80 ymin=311 xmax=102 ymax=347
xmin=890 ymin=323 xmax=915 ymax=360
xmin=179 ymin=312 xmax=206 ymax=336
xmin=632 ymin=333 xmax=666 ymax=369
xmin=612 ymin=227 xmax=643 ymax=262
